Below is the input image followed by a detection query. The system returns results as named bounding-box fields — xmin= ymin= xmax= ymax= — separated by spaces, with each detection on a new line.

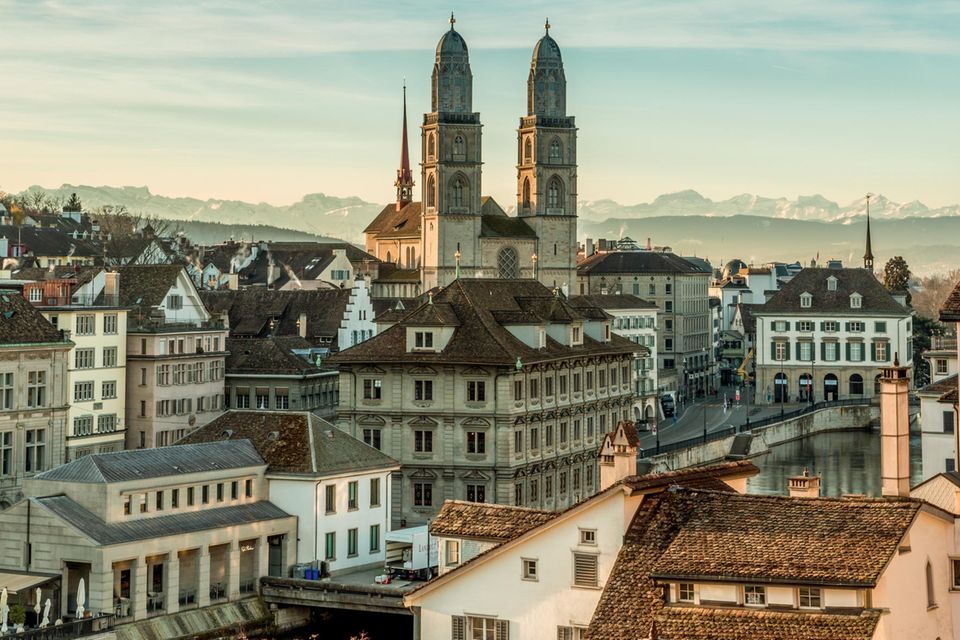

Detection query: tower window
xmin=547 ymin=177 xmax=563 ymax=211
xmin=426 ymin=174 xmax=436 ymax=208
xmin=522 ymin=178 xmax=531 ymax=210
xmin=498 ymin=247 xmax=520 ymax=279
xmin=549 ymin=139 xmax=562 ymax=163
xmin=453 ymin=134 xmax=466 ymax=159
xmin=524 ymin=137 xmax=532 ymax=163
xmin=451 ymin=176 xmax=468 ymax=208
xmin=427 ymin=133 xmax=436 ymax=160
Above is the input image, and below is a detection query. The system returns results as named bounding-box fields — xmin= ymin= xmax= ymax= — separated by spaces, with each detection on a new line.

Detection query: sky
xmin=1 ymin=0 xmax=958 ymax=209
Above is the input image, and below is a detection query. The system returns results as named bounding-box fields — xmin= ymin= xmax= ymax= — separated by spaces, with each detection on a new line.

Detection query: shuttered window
xmin=453 ymin=616 xmax=509 ymax=640
xmin=573 ymin=552 xmax=599 ymax=588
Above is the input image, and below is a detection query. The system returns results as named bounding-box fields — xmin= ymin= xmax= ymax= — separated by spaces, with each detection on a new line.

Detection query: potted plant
xmin=9 ymin=603 xmax=26 ymax=632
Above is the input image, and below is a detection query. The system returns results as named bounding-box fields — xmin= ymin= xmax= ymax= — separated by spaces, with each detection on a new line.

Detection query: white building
xmin=180 ymin=410 xmax=400 ymax=575
xmin=754 ymin=267 xmax=912 ymax=404
xmin=569 ymin=294 xmax=659 ymax=424
xmin=919 ymin=338 xmax=958 ymax=479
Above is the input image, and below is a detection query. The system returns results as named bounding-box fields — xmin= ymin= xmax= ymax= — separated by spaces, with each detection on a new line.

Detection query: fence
xmin=643 ymin=398 xmax=876 ymax=458
xmin=0 ymin=615 xmax=114 ymax=640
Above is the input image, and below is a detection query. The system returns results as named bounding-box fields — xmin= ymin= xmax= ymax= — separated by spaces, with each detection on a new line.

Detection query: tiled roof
xmin=364 ymin=202 xmax=422 ymax=239
xmin=225 ymin=336 xmax=317 ymax=375
xmin=33 ymin=440 xmax=264 ymax=483
xmin=376 ymin=265 xmax=421 ymax=282
xmin=757 ymin=268 xmax=909 ymax=316
xmin=328 ymin=279 xmax=639 ymax=367
xmin=36 ymin=495 xmax=290 ymax=546
xmin=430 ymin=500 xmax=557 ymax=541
xmin=654 ymin=605 xmax=881 ymax=640
xmin=0 ymin=289 xmax=63 ymax=345
xmin=200 ymin=288 xmax=351 ymax=348
xmin=941 ymin=279 xmax=960 ymax=322
xmin=943 ymin=387 xmax=959 ymax=404
xmin=621 ymin=460 xmax=758 ymax=494
xmin=736 ymin=303 xmax=759 ymax=334
xmin=178 ymin=411 xmax=398 ymax=476
xmin=115 ymin=264 xmax=186 ymax=314
xmin=568 ymin=294 xmax=658 ymax=310
xmin=587 ymin=489 xmax=904 ymax=640
xmin=0 ymin=224 xmax=101 ymax=258
xmin=918 ymin=373 xmax=958 ymax=398
xmin=479 ymin=215 xmax=536 ymax=238
xmin=578 ymin=251 xmax=710 ymax=275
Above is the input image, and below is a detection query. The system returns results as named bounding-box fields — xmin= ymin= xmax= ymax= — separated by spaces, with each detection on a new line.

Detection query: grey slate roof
xmin=33 ymin=440 xmax=264 ymax=483
xmin=757 ymin=268 xmax=909 ymax=316
xmin=577 ymin=250 xmax=710 ymax=275
xmin=178 ymin=411 xmax=399 ymax=476
xmin=0 ymin=289 xmax=64 ymax=345
xmin=568 ymin=294 xmax=658 ymax=311
xmin=36 ymin=495 xmax=290 ymax=545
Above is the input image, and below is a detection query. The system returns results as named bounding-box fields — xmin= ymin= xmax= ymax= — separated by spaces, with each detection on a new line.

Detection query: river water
xmin=747 ymin=428 xmax=923 ymax=497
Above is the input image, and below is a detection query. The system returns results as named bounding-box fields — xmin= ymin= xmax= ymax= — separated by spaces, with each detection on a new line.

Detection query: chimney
xmin=585 ymin=237 xmax=594 ymax=257
xmin=103 ymin=270 xmax=119 ymax=299
xmin=298 ymin=312 xmax=307 ymax=338
xmin=880 ymin=354 xmax=911 ymax=497
xmin=599 ymin=421 xmax=639 ymax=490
xmin=227 ymin=273 xmax=239 ymax=291
xmin=787 ymin=467 xmax=821 ymax=498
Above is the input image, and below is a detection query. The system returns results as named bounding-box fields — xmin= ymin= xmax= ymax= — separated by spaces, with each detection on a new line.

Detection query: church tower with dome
xmin=420 ymin=13 xmax=484 ymax=291
xmin=516 ymin=19 xmax=579 ymax=290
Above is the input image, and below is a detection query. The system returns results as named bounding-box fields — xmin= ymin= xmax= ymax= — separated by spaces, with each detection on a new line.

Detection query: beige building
xmin=0 ymin=440 xmax=297 ymax=623
xmin=363 ymin=19 xmax=578 ymax=294
xmin=0 ymin=290 xmax=72 ymax=509
xmin=118 ymin=265 xmax=228 ymax=449
xmin=329 ymin=278 xmax=639 ymax=528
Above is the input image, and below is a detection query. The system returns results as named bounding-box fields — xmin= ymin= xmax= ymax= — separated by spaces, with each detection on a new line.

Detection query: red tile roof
xmin=430 ymin=501 xmax=558 ymax=541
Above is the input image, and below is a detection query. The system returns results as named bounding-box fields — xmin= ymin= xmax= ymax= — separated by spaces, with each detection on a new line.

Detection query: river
xmin=747 ymin=428 xmax=923 ymax=497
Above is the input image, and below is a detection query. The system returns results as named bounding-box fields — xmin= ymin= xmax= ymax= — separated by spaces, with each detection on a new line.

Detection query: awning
xmin=0 ymin=571 xmax=59 ymax=595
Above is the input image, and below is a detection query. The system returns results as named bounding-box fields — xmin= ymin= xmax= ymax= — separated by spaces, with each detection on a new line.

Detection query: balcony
xmin=35 ymin=294 xmax=121 ymax=308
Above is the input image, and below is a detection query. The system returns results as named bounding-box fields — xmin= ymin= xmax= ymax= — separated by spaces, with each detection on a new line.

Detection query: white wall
xmin=920 ymin=394 xmax=956 ymax=480
xmin=338 ymin=279 xmax=378 ymax=349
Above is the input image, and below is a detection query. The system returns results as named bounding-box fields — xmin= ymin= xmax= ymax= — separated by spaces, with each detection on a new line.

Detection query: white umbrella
xmin=75 ymin=578 xmax=85 ymax=619
xmin=41 ymin=599 xmax=51 ymax=628
xmin=0 ymin=586 xmax=8 ymax=633
xmin=34 ymin=587 xmax=41 ymax=618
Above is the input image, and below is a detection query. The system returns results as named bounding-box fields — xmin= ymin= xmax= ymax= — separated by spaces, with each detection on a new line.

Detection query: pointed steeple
xmin=395 ymin=82 xmax=414 ymax=210
xmin=863 ymin=193 xmax=874 ymax=270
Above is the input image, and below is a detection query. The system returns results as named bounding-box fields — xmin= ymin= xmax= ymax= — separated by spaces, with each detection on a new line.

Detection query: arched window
xmin=849 ymin=374 xmax=864 ymax=395
xmin=452 ymin=176 xmax=468 ymax=208
xmin=549 ymin=138 xmax=562 ymax=163
xmin=524 ymin=138 xmax=532 ymax=163
xmin=453 ymin=134 xmax=466 ymax=158
xmin=547 ymin=177 xmax=563 ymax=210
xmin=427 ymin=133 xmax=436 ymax=159
xmin=926 ymin=561 xmax=936 ymax=608
xmin=426 ymin=174 xmax=436 ymax=208
xmin=498 ymin=247 xmax=519 ymax=279
xmin=522 ymin=178 xmax=531 ymax=210
xmin=386 ymin=250 xmax=392 ymax=264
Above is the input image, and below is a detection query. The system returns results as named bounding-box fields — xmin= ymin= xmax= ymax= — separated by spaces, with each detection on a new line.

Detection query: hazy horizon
xmin=2 ymin=1 xmax=958 ymax=208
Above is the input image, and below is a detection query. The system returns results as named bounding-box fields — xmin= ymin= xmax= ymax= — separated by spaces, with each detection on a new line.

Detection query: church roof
xmin=532 ymin=32 xmax=562 ymax=65
xmin=363 ymin=202 xmax=422 ymax=239
xmin=436 ymin=23 xmax=469 ymax=59
xmin=479 ymin=215 xmax=536 ymax=239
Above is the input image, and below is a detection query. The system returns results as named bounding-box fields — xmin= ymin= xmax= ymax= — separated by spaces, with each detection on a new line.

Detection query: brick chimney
xmin=787 ymin=467 xmax=821 ymax=498
xmin=880 ymin=354 xmax=911 ymax=497
xmin=599 ymin=421 xmax=639 ymax=490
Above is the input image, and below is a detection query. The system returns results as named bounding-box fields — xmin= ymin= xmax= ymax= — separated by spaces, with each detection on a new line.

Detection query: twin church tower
xmin=364 ymin=15 xmax=578 ymax=292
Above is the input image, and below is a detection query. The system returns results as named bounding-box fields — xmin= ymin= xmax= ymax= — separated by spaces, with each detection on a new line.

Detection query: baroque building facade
xmin=328 ymin=279 xmax=641 ymax=528
xmin=364 ymin=18 xmax=578 ymax=295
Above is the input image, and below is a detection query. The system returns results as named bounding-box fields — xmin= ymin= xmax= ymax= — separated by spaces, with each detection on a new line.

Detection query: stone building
xmin=328 ymin=278 xmax=639 ymax=528
xmin=753 ymin=267 xmax=912 ymax=404
xmin=363 ymin=18 xmax=578 ymax=294
xmin=0 ymin=441 xmax=297 ymax=623
xmin=576 ymin=245 xmax=712 ymax=397
xmin=0 ymin=290 xmax=72 ymax=508
xmin=119 ymin=265 xmax=228 ymax=449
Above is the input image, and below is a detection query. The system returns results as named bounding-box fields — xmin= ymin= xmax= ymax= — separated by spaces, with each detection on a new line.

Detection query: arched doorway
xmin=799 ymin=374 xmax=813 ymax=402
xmin=849 ymin=374 xmax=864 ymax=396
xmin=774 ymin=373 xmax=788 ymax=403
xmin=823 ymin=373 xmax=839 ymax=401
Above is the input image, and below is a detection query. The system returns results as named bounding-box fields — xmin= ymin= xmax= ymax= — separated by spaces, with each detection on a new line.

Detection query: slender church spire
xmin=863 ymin=193 xmax=874 ymax=270
xmin=395 ymin=82 xmax=414 ymax=210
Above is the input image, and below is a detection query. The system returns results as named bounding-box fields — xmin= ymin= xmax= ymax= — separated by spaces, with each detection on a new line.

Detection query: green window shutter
xmin=870 ymin=342 xmax=877 ymax=362
xmin=845 ymin=321 xmax=851 ymax=332
xmin=795 ymin=321 xmax=801 ymax=331
xmin=845 ymin=343 xmax=851 ymax=361
xmin=785 ymin=342 xmax=791 ymax=361
xmin=452 ymin=616 xmax=466 ymax=640
xmin=821 ymin=342 xmax=826 ymax=361
xmin=771 ymin=342 xmax=777 ymax=360
xmin=820 ymin=321 xmax=825 ymax=331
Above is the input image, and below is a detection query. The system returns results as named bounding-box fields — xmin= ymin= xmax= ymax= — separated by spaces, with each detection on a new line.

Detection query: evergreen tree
xmin=882 ymin=256 xmax=911 ymax=306
xmin=64 ymin=192 xmax=83 ymax=212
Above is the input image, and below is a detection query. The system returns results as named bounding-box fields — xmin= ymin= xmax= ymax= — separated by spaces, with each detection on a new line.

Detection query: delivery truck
xmin=385 ymin=525 xmax=438 ymax=581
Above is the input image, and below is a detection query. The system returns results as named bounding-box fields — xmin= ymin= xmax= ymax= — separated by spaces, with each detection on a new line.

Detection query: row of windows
xmin=73 ymin=414 xmax=118 ymax=436
xmin=74 ymin=380 xmax=117 ymax=402
xmin=151 ymin=395 xmax=222 ymax=417
xmin=59 ymin=313 xmax=120 ymax=336
xmin=514 ymin=367 xmax=630 ymax=401
xmin=0 ymin=371 xmax=48 ymax=410
xmin=154 ymin=361 xmax=223 ymax=385
xmin=122 ymin=478 xmax=254 ymax=515
xmin=513 ymin=413 xmax=610 ymax=454
xmin=770 ymin=320 xmax=894 ymax=333
xmin=673 ymin=583 xmax=826 ymax=609
xmin=323 ymin=478 xmax=382 ymax=513
xmin=141 ymin=335 xmax=222 ymax=356
xmin=771 ymin=339 xmax=896 ymax=362
xmin=0 ymin=428 xmax=47 ymax=476
xmin=323 ymin=524 xmax=381 ymax=561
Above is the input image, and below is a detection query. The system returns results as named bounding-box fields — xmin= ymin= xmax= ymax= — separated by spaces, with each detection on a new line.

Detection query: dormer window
xmin=538 ymin=329 xmax=546 ymax=349
xmin=850 ymin=293 xmax=862 ymax=309
xmin=800 ymin=292 xmax=812 ymax=308
xmin=604 ymin=324 xmax=611 ymax=341
xmin=571 ymin=325 xmax=582 ymax=345
xmin=826 ymin=276 xmax=838 ymax=291
xmin=414 ymin=331 xmax=434 ymax=350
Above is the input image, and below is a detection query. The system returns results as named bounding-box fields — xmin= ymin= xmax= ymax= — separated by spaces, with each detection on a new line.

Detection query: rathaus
xmin=364 ymin=16 xmax=579 ymax=292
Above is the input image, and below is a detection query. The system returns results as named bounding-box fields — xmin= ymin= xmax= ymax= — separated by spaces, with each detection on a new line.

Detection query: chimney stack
xmin=880 ymin=354 xmax=911 ymax=497
xmin=787 ymin=468 xmax=821 ymax=498
xmin=599 ymin=421 xmax=639 ymax=490
xmin=227 ymin=273 xmax=239 ymax=291
xmin=103 ymin=270 xmax=119 ymax=299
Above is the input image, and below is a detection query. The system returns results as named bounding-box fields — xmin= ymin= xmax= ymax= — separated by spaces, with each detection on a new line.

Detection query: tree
xmin=912 ymin=269 xmax=960 ymax=322
xmin=882 ymin=256 xmax=912 ymax=306
xmin=94 ymin=205 xmax=179 ymax=264
xmin=64 ymin=192 xmax=83 ymax=212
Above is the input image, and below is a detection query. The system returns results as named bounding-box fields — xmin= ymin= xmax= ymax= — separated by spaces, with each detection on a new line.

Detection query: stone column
xmin=197 ymin=546 xmax=211 ymax=608
xmin=165 ymin=553 xmax=180 ymax=615
xmin=132 ymin=557 xmax=147 ymax=621
xmin=89 ymin=565 xmax=113 ymax=618
xmin=226 ymin=541 xmax=240 ymax=600
xmin=257 ymin=537 xmax=270 ymax=583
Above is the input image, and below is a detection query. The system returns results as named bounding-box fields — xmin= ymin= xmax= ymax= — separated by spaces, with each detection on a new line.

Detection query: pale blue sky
xmin=1 ymin=0 xmax=958 ymax=208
